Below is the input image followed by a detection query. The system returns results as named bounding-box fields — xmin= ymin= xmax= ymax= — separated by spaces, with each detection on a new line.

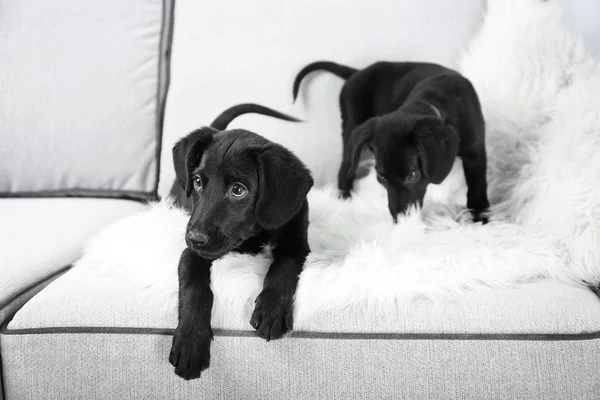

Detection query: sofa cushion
xmin=3 ymin=269 xmax=600 ymax=399
xmin=0 ymin=198 xmax=146 ymax=323
xmin=0 ymin=0 xmax=174 ymax=200
xmin=7 ymin=265 xmax=600 ymax=335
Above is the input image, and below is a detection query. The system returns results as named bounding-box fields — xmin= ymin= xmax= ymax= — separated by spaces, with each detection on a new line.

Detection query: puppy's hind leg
xmin=462 ymin=149 xmax=490 ymax=223
xmin=338 ymin=149 xmax=354 ymax=199
xmin=337 ymin=93 xmax=370 ymax=199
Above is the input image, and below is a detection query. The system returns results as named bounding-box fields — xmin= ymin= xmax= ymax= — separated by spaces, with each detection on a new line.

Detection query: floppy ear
xmin=254 ymin=144 xmax=314 ymax=230
xmin=346 ymin=119 xmax=375 ymax=179
xmin=413 ymin=119 xmax=459 ymax=184
xmin=172 ymin=127 xmax=216 ymax=197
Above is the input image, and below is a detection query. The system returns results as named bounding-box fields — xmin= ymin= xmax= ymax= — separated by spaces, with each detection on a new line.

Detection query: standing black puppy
xmin=293 ymin=61 xmax=489 ymax=222
xmin=169 ymin=103 xmax=313 ymax=380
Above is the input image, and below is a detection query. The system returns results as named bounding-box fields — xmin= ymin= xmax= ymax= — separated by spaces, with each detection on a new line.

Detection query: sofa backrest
xmin=0 ymin=0 xmax=174 ymax=201
xmin=159 ymin=0 xmax=487 ymax=196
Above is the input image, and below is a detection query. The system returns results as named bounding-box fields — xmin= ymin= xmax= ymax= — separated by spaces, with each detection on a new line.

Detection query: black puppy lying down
xmin=169 ymin=103 xmax=312 ymax=380
xmin=293 ymin=61 xmax=490 ymax=222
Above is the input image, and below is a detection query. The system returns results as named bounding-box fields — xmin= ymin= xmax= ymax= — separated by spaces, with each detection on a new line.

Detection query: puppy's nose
xmin=186 ymin=231 xmax=208 ymax=248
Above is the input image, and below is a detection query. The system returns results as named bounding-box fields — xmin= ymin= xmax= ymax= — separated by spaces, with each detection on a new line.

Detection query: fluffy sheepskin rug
xmin=78 ymin=0 xmax=600 ymax=326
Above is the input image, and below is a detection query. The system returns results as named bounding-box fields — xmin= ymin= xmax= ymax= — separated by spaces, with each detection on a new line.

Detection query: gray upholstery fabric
xmin=0 ymin=270 xmax=66 ymax=328
xmin=0 ymin=198 xmax=143 ymax=399
xmin=0 ymin=199 xmax=145 ymax=309
xmin=0 ymin=271 xmax=66 ymax=400
xmin=0 ymin=0 xmax=174 ymax=199
xmin=1 ymin=331 xmax=599 ymax=399
xmin=8 ymin=265 xmax=600 ymax=335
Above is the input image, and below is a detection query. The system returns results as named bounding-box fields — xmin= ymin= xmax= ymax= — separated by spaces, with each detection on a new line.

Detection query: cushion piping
xmin=3 ymin=273 xmax=599 ymax=341
xmin=2 ymin=326 xmax=600 ymax=341
xmin=4 ymin=287 xmax=600 ymax=343
xmin=154 ymin=0 xmax=176 ymax=199
xmin=3 ymin=190 xmax=155 ymax=202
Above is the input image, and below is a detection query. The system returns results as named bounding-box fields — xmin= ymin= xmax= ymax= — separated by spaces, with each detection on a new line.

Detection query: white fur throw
xmin=78 ymin=0 xmax=600 ymax=325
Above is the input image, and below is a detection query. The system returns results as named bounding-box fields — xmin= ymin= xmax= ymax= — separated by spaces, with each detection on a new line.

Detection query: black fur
xmin=211 ymin=103 xmax=301 ymax=130
xmin=168 ymin=104 xmax=312 ymax=380
xmin=294 ymin=61 xmax=490 ymax=223
xmin=293 ymin=61 xmax=357 ymax=101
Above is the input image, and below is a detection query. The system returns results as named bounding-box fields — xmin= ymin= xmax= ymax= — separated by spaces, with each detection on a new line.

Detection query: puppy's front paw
xmin=169 ymin=327 xmax=213 ymax=380
xmin=338 ymin=189 xmax=352 ymax=200
xmin=250 ymin=289 xmax=293 ymax=341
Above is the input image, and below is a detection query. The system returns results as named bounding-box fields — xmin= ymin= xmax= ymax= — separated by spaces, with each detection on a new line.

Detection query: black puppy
xmin=293 ymin=61 xmax=489 ymax=222
xmin=169 ymin=103 xmax=313 ymax=380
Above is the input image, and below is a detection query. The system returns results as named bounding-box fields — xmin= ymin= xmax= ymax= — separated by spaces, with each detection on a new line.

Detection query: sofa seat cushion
xmin=7 ymin=265 xmax=600 ymax=335
xmin=0 ymin=198 xmax=146 ymax=322
xmin=3 ymin=268 xmax=600 ymax=399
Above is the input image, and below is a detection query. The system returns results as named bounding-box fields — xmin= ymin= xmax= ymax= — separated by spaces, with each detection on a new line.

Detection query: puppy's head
xmin=347 ymin=115 xmax=459 ymax=221
xmin=173 ymin=127 xmax=313 ymax=259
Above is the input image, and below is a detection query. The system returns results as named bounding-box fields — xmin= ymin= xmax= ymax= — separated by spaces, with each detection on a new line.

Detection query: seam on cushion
xmin=2 ymin=285 xmax=599 ymax=341
xmin=0 ymin=190 xmax=155 ymax=202
xmin=2 ymin=327 xmax=600 ymax=342
xmin=154 ymin=0 xmax=176 ymax=201
xmin=0 ymin=266 xmax=72 ymax=311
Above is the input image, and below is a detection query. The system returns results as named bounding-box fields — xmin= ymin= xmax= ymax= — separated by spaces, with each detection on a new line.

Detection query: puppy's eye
xmin=193 ymin=176 xmax=202 ymax=191
xmin=405 ymin=171 xmax=420 ymax=184
xmin=231 ymin=182 xmax=247 ymax=198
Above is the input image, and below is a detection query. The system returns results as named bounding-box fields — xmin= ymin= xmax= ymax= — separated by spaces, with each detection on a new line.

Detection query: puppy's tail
xmin=293 ymin=61 xmax=357 ymax=102
xmin=210 ymin=103 xmax=301 ymax=130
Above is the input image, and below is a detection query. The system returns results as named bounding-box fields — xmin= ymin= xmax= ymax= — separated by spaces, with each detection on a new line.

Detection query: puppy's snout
xmin=186 ymin=231 xmax=209 ymax=248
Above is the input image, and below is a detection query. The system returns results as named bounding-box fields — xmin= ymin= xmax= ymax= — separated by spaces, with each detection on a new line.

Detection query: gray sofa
xmin=2 ymin=0 xmax=600 ymax=399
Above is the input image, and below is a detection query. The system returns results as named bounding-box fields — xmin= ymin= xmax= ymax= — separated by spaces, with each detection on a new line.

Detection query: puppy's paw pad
xmin=250 ymin=289 xmax=293 ymax=341
xmin=169 ymin=328 xmax=212 ymax=380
